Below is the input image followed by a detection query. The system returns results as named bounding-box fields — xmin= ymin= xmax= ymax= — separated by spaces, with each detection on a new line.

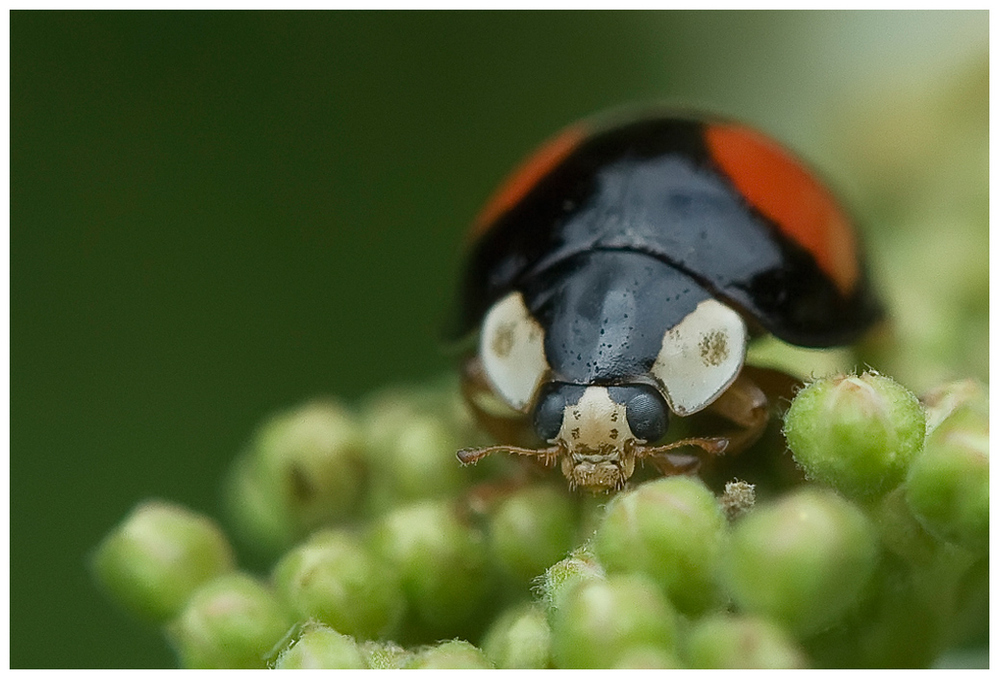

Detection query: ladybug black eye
xmin=533 ymin=386 xmax=566 ymax=442
xmin=624 ymin=386 xmax=669 ymax=443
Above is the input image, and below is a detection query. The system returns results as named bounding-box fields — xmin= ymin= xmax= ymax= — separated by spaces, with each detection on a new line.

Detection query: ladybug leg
xmin=458 ymin=354 xmax=563 ymax=473
xmin=701 ymin=369 xmax=770 ymax=455
xmin=644 ymin=450 xmax=704 ymax=476
xmin=631 ymin=366 xmax=798 ymax=478
xmin=702 ymin=365 xmax=803 ymax=455
xmin=739 ymin=364 xmax=803 ymax=405
xmin=460 ymin=355 xmax=536 ymax=448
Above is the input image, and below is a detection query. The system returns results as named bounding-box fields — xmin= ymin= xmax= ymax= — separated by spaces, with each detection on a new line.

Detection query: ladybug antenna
xmin=457 ymin=444 xmax=561 ymax=467
xmin=635 ymin=436 xmax=729 ymax=457
xmin=629 ymin=436 xmax=729 ymax=475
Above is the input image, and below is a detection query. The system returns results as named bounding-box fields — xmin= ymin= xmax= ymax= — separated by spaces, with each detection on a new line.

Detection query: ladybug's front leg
xmin=704 ymin=364 xmax=804 ymax=455
xmin=639 ymin=366 xmax=797 ymax=479
xmin=703 ymin=369 xmax=770 ymax=455
xmin=460 ymin=355 xmax=537 ymax=449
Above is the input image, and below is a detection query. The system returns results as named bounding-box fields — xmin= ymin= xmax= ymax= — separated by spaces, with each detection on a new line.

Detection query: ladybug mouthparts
xmin=561 ymin=443 xmax=636 ymax=491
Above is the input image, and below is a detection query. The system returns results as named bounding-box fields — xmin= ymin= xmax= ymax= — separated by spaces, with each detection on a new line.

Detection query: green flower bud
xmin=948 ymin=556 xmax=988 ymax=649
xmin=611 ymin=646 xmax=681 ymax=669
xmin=223 ymin=456 xmax=289 ymax=558
xmin=488 ymin=483 xmax=577 ymax=585
xmin=405 ymin=639 xmax=493 ymax=669
xmin=905 ymin=543 xmax=979 ymax=648
xmin=869 ymin=485 xmax=939 ymax=566
xmin=368 ymin=499 xmax=489 ymax=637
xmin=273 ymin=622 xmax=366 ymax=669
xmin=166 ymin=572 xmax=293 ymax=669
xmin=360 ymin=377 xmax=482 ymax=448
xmin=91 ymin=500 xmax=235 ymax=622
xmin=550 ymin=573 xmax=677 ymax=669
xmin=805 ymin=559 xmax=946 ymax=668
xmin=685 ymin=614 xmax=808 ymax=669
xmin=721 ymin=487 xmax=879 ymax=637
xmin=366 ymin=412 xmax=468 ymax=509
xmin=537 ymin=545 xmax=606 ymax=620
xmin=905 ymin=403 xmax=988 ymax=552
xmin=358 ymin=639 xmax=411 ymax=669
xmin=224 ymin=400 xmax=366 ymax=556
xmin=480 ymin=602 xmax=551 ymax=669
xmin=359 ymin=385 xmax=433 ymax=455
xmin=272 ymin=529 xmax=404 ymax=640
xmin=784 ymin=372 xmax=926 ymax=498
xmin=921 ymin=379 xmax=987 ymax=434
xmin=856 ymin=565 xmax=946 ymax=668
xmin=593 ymin=476 xmax=726 ymax=615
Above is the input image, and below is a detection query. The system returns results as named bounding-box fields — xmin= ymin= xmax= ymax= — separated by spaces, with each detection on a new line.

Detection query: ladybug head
xmin=532 ymin=382 xmax=667 ymax=490
xmin=458 ymin=380 xmax=724 ymax=492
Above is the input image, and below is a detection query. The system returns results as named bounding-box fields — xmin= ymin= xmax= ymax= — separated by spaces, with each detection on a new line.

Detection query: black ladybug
xmin=452 ymin=110 xmax=883 ymax=491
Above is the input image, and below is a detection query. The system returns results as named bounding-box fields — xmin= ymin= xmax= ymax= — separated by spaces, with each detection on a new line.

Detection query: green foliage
xmin=93 ymin=370 xmax=988 ymax=668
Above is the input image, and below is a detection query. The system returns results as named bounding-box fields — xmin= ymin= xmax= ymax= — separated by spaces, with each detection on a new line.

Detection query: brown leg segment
xmin=634 ymin=436 xmax=729 ymax=477
xmin=643 ymin=449 xmax=709 ymax=476
xmin=740 ymin=364 xmax=804 ymax=407
xmin=704 ymin=369 xmax=770 ymax=455
xmin=459 ymin=355 xmax=536 ymax=448
xmin=637 ymin=366 xmax=799 ymax=478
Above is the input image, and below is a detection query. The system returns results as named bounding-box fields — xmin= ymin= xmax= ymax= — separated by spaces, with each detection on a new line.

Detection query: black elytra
xmin=454 ymin=114 xmax=883 ymax=367
xmin=454 ymin=111 xmax=885 ymax=456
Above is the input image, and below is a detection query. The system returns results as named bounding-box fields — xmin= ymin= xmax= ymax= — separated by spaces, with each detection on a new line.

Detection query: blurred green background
xmin=11 ymin=11 xmax=987 ymax=668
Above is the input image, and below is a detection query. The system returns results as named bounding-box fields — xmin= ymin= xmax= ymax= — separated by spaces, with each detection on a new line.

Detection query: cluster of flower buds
xmin=92 ymin=373 xmax=987 ymax=668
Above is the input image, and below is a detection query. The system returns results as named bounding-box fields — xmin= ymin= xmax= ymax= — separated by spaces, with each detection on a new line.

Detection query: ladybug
xmin=452 ymin=109 xmax=883 ymax=491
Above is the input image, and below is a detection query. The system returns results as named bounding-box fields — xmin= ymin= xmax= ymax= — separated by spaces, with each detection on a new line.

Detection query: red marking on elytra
xmin=470 ymin=124 xmax=586 ymax=240
xmin=705 ymin=123 xmax=859 ymax=295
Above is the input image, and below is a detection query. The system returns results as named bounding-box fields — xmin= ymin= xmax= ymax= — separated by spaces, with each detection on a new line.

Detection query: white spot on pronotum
xmin=479 ymin=292 xmax=550 ymax=412
xmin=651 ymin=299 xmax=747 ymax=416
